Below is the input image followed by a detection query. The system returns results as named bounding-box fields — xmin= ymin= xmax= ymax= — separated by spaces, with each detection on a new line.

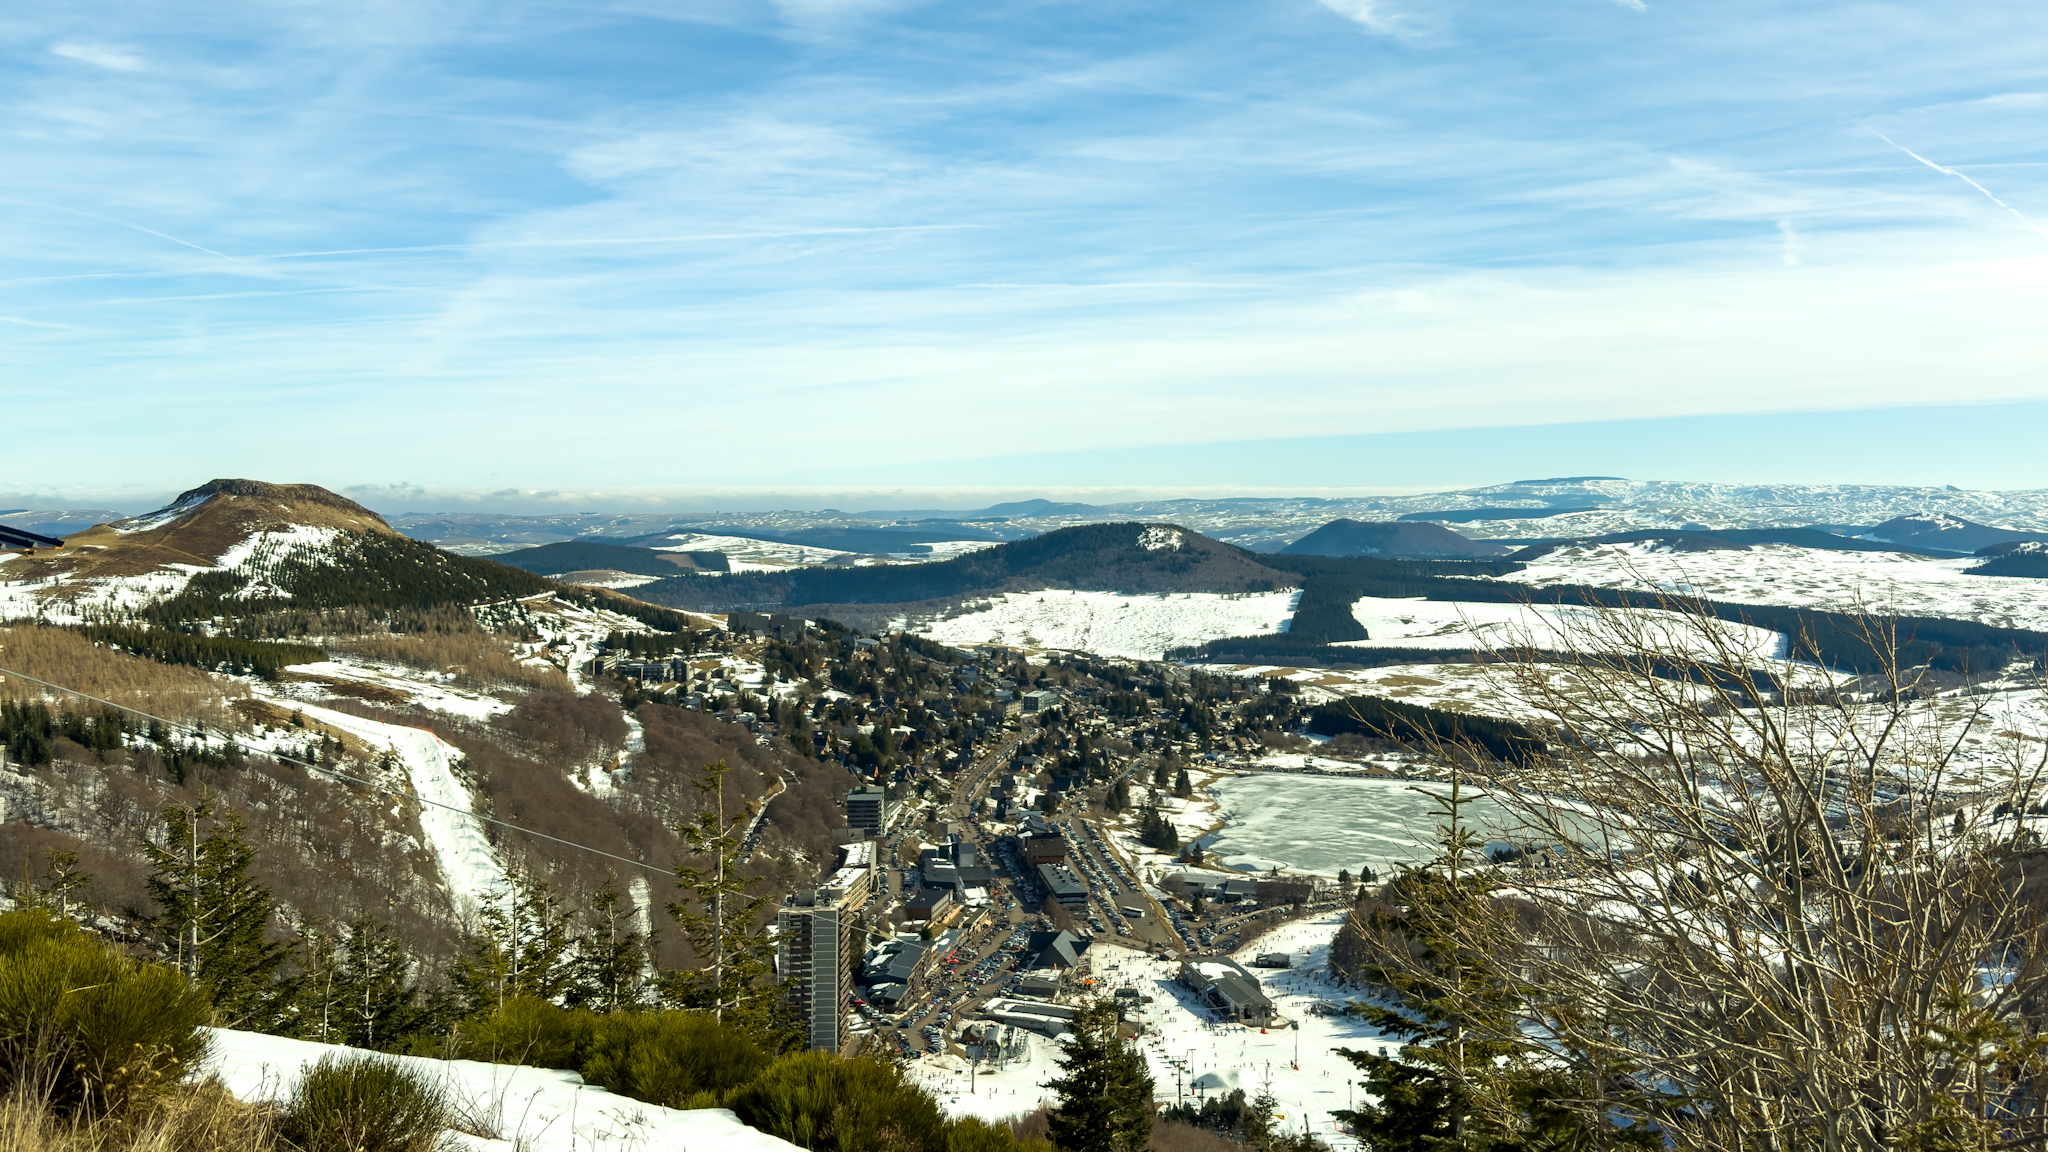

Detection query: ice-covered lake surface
xmin=1203 ymin=773 xmax=1526 ymax=877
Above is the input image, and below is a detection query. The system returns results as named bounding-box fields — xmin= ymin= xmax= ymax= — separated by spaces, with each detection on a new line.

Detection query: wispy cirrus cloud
xmin=0 ymin=0 xmax=2040 ymax=492
xmin=49 ymin=41 xmax=143 ymax=70
xmin=1316 ymin=0 xmax=1436 ymax=42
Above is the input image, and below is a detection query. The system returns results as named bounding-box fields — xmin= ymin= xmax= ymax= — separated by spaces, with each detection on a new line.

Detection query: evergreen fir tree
xmin=453 ymin=868 xmax=578 ymax=1013
xmin=1152 ymin=760 xmax=1172 ymax=789
xmin=569 ymin=873 xmax=650 ymax=1013
xmin=29 ymin=849 xmax=93 ymax=920
xmin=664 ymin=761 xmax=780 ymax=1038
xmin=1046 ymin=999 xmax=1154 ymax=1152
xmin=298 ymin=916 xmax=439 ymax=1051
xmin=1137 ymin=796 xmax=1179 ymax=853
xmin=1174 ymin=766 xmax=1193 ymax=799
xmin=141 ymin=797 xmax=291 ymax=1027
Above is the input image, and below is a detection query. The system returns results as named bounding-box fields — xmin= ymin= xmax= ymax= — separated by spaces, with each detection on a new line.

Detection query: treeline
xmin=629 ymin=522 xmax=1294 ymax=611
xmin=1307 ymin=696 xmax=1547 ymax=766
xmin=138 ymin=532 xmax=555 ymax=625
xmin=81 ymin=623 xmax=324 ymax=681
xmin=1972 ymin=549 xmax=2048 ymax=579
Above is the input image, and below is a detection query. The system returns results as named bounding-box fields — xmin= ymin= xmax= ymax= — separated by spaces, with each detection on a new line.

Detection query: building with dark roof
xmin=904 ymin=886 xmax=959 ymax=926
xmin=1178 ymin=956 xmax=1275 ymax=1026
xmin=1035 ymin=862 xmax=1087 ymax=910
xmin=1024 ymin=930 xmax=1090 ymax=971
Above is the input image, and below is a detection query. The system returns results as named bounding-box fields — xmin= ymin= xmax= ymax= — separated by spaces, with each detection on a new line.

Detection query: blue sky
xmin=3 ymin=0 xmax=2043 ymax=507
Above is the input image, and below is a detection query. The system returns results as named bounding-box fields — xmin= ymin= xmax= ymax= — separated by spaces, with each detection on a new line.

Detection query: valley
xmin=3 ymin=474 xmax=2046 ymax=1150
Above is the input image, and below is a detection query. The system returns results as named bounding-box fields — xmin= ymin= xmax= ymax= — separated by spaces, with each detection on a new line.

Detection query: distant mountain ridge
xmin=623 ymin=522 xmax=1295 ymax=614
xmin=1279 ymin=519 xmax=1508 ymax=559
xmin=1858 ymin=513 xmax=2048 ymax=555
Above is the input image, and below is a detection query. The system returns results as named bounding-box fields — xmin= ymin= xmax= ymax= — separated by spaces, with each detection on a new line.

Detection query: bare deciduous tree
xmin=1358 ymin=594 xmax=2048 ymax=1150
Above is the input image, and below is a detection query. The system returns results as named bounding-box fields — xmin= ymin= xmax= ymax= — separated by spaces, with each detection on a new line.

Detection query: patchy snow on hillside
xmin=915 ymin=589 xmax=1300 ymax=660
xmin=270 ymin=660 xmax=515 ymax=721
xmin=1503 ymin=542 xmax=2048 ymax=631
xmin=653 ymin=533 xmax=849 ymax=569
xmin=1339 ymin=596 xmax=1786 ymax=660
xmin=203 ymin=1028 xmax=799 ymax=1152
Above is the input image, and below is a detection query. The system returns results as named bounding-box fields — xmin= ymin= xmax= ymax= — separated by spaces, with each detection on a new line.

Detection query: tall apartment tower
xmin=845 ymin=785 xmax=890 ymax=836
xmin=777 ymin=887 xmax=851 ymax=1052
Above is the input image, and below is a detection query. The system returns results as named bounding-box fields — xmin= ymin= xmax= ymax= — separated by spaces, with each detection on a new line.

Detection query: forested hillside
xmin=628 ymin=522 xmax=1295 ymax=612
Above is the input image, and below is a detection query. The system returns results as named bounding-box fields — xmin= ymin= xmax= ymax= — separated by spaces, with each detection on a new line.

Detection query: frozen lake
xmin=1203 ymin=772 xmax=1528 ymax=877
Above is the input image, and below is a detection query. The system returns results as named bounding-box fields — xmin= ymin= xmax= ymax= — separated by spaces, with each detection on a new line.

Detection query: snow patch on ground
xmin=916 ymin=589 xmax=1300 ymax=660
xmin=110 ymin=493 xmax=210 ymax=534
xmin=272 ymin=660 xmax=514 ymax=721
xmin=203 ymin=1028 xmax=799 ymax=1152
xmin=1139 ymin=526 xmax=1185 ymax=552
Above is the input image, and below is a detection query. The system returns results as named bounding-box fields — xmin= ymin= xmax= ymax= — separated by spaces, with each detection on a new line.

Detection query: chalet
xmin=1179 ymin=956 xmax=1275 ymax=1025
xmin=1024 ymin=929 xmax=1090 ymax=971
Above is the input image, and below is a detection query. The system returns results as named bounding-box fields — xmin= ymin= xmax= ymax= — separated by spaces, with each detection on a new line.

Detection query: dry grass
xmin=0 ymin=625 xmax=247 ymax=730
xmin=0 ymin=1082 xmax=275 ymax=1152
xmin=328 ymin=630 xmax=566 ymax=693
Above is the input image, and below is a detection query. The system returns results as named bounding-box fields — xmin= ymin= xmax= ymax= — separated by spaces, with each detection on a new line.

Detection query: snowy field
xmin=913 ymin=921 xmax=1394 ymax=1150
xmin=1504 ymin=542 xmax=2048 ymax=632
xmin=653 ymin=533 xmax=848 ymax=570
xmin=652 ymin=533 xmax=997 ymax=570
xmin=1340 ymin=596 xmax=1786 ymax=660
xmin=915 ymin=589 xmax=1301 ymax=660
xmin=204 ymin=1029 xmax=797 ymax=1152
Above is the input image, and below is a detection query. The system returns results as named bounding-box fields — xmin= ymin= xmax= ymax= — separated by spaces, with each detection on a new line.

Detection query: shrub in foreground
xmin=0 ymin=909 xmax=211 ymax=1118
xmin=727 ymin=1050 xmax=950 ymax=1152
xmin=581 ymin=1011 xmax=770 ymax=1108
xmin=278 ymin=1054 xmax=451 ymax=1152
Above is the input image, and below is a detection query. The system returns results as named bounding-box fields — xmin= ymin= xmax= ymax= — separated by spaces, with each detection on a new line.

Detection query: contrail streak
xmin=260 ymin=223 xmax=977 ymax=260
xmin=1871 ymin=130 xmax=2048 ymax=239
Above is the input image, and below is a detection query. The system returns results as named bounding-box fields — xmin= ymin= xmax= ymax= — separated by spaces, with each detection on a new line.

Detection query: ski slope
xmin=204 ymin=1028 xmax=798 ymax=1152
xmin=916 ymin=589 xmax=1300 ymax=660
xmin=289 ymin=701 xmax=509 ymax=912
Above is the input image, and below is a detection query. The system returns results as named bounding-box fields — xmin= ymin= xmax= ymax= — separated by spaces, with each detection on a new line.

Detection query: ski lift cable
xmin=0 ymin=663 xmax=673 ymax=878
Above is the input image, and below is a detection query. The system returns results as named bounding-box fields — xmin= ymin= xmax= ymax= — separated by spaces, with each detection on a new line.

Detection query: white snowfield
xmin=285 ymin=700 xmax=510 ymax=912
xmin=1503 ymin=541 xmax=2048 ymax=632
xmin=202 ymin=1029 xmax=799 ymax=1152
xmin=1340 ymin=596 xmax=1786 ymax=660
xmin=915 ymin=589 xmax=1301 ymax=660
